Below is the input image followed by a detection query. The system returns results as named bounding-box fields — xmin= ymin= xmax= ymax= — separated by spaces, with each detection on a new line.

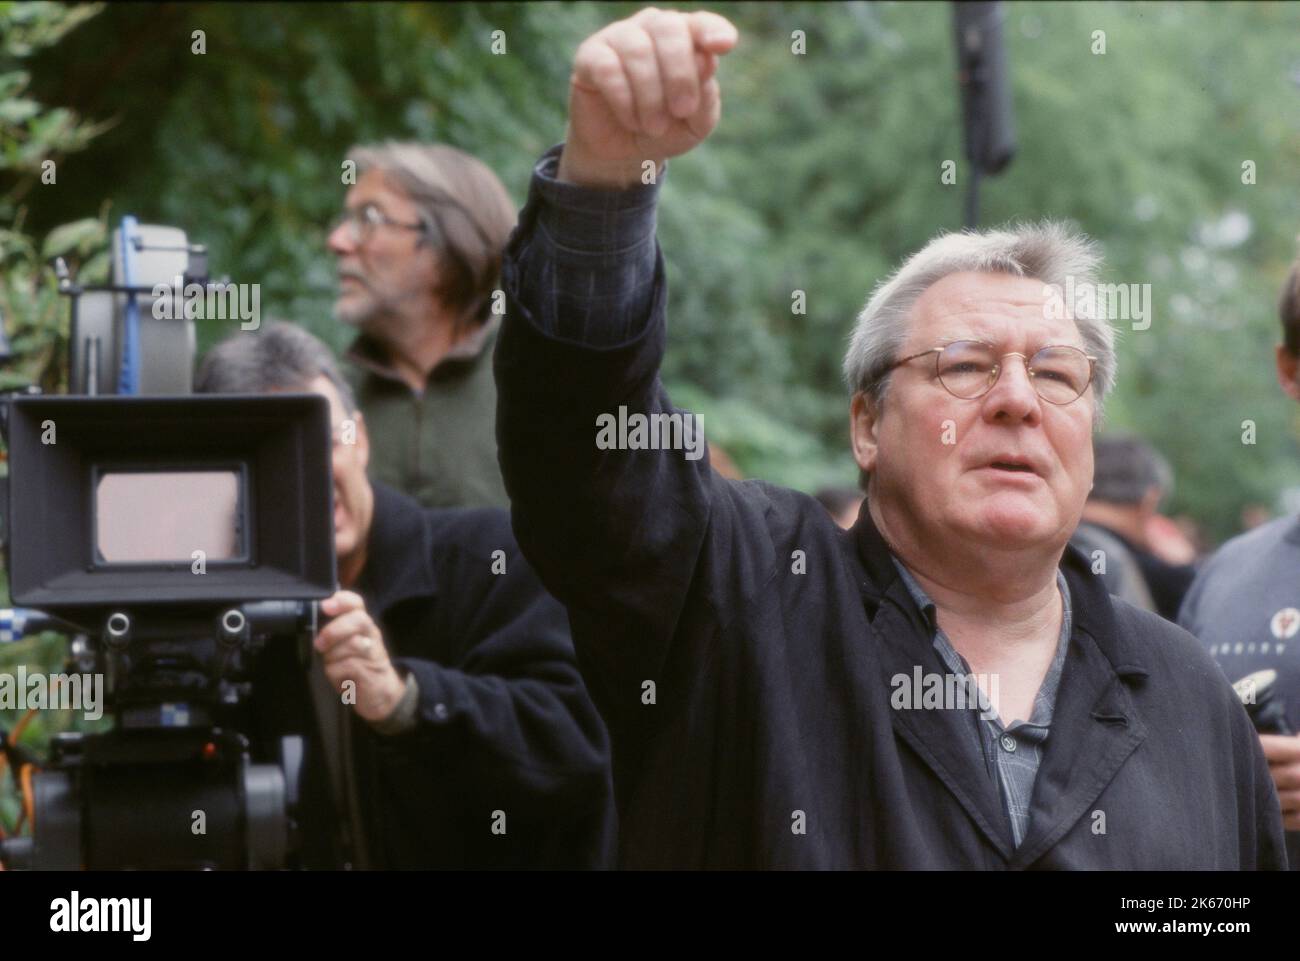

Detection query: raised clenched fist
xmin=558 ymin=7 xmax=739 ymax=189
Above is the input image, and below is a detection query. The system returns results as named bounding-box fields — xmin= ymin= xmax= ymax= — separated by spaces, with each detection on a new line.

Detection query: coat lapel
xmin=850 ymin=503 xmax=1015 ymax=860
xmin=850 ymin=502 xmax=1155 ymax=868
xmin=872 ymin=594 xmax=1017 ymax=860
xmin=1009 ymin=628 xmax=1148 ymax=868
xmin=1010 ymin=551 xmax=1153 ymax=868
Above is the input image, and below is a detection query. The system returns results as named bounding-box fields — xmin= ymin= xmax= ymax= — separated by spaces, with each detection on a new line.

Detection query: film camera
xmin=0 ymin=221 xmax=336 ymax=869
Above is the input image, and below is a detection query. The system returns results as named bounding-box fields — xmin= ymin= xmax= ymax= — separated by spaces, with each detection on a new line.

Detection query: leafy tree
xmin=0 ymin=0 xmax=112 ymax=835
xmin=5 ymin=0 xmax=1300 ymax=845
xmin=0 ymin=0 xmax=109 ymax=393
xmin=12 ymin=1 xmax=1300 ymax=533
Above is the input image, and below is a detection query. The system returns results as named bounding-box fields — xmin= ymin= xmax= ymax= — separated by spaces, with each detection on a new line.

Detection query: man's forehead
xmin=915 ymin=270 xmax=1049 ymax=310
xmin=344 ymin=169 xmax=411 ymax=210
xmin=909 ymin=271 xmax=1082 ymax=345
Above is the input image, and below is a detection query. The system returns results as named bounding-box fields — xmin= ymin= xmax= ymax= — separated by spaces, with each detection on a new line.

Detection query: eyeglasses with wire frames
xmin=886 ymin=340 xmax=1097 ymax=405
xmin=331 ymin=202 xmax=427 ymax=246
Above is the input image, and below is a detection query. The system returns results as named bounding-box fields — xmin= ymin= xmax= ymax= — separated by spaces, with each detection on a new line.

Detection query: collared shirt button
xmin=433 ymin=703 xmax=450 ymax=721
xmin=1000 ymin=734 xmax=1017 ymax=753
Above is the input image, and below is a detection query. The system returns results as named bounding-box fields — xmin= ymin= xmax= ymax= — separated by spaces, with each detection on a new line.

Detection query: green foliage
xmin=0 ymin=631 xmax=112 ymax=834
xmin=0 ymin=1 xmax=109 ymax=394
xmin=0 ymin=1 xmax=111 ymax=831
xmin=0 ymin=2 xmax=108 ymax=214
xmin=2 ymin=0 xmax=1299 ymax=839
xmin=6 ymin=0 xmax=1300 ymax=533
xmin=0 ymin=209 xmax=109 ymax=393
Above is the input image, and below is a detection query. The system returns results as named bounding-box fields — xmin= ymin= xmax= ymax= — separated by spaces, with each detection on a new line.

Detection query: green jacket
xmin=345 ymin=317 xmax=509 ymax=510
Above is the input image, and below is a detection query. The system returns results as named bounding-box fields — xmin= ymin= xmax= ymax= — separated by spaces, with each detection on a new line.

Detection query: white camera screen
xmin=96 ymin=471 xmax=242 ymax=563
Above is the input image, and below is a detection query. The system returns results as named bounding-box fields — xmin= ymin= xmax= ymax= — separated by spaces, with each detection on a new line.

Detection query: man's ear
xmin=353 ymin=410 xmax=370 ymax=470
xmin=850 ymin=391 xmax=881 ymax=476
xmin=1276 ymin=345 xmax=1300 ymax=402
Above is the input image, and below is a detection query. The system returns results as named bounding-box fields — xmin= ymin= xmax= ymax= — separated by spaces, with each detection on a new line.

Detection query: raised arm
xmin=495 ymin=9 xmax=740 ymax=714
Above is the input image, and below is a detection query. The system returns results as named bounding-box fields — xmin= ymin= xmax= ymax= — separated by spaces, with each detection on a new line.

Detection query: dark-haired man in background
xmin=1076 ymin=435 xmax=1194 ymax=620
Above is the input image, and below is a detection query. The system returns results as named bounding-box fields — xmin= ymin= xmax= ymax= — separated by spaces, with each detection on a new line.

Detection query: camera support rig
xmin=0 ymin=390 xmax=336 ymax=870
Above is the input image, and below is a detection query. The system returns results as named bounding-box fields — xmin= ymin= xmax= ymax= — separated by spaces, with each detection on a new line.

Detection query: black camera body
xmin=0 ymin=221 xmax=338 ymax=869
xmin=1 ymin=394 xmax=335 ymax=869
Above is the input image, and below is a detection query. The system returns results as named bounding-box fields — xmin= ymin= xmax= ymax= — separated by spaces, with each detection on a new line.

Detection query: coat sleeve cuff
xmin=532 ymin=142 xmax=664 ymax=258
xmin=368 ymin=670 xmax=420 ymax=736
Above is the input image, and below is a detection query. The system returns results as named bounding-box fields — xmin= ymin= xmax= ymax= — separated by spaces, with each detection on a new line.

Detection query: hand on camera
xmin=315 ymin=590 xmax=407 ymax=724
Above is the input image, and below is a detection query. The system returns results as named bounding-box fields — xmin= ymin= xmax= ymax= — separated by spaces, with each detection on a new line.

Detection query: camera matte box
xmin=6 ymin=394 xmax=335 ymax=614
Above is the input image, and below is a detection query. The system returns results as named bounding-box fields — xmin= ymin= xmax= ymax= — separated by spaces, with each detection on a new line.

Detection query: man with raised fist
xmin=495 ymin=7 xmax=1286 ymax=869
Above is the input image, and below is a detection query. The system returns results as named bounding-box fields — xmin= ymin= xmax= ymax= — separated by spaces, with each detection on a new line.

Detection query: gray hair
xmin=346 ymin=141 xmax=516 ymax=333
xmin=195 ymin=321 xmax=357 ymax=414
xmin=1090 ymin=434 xmax=1173 ymax=505
xmin=842 ymin=221 xmax=1117 ymax=415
